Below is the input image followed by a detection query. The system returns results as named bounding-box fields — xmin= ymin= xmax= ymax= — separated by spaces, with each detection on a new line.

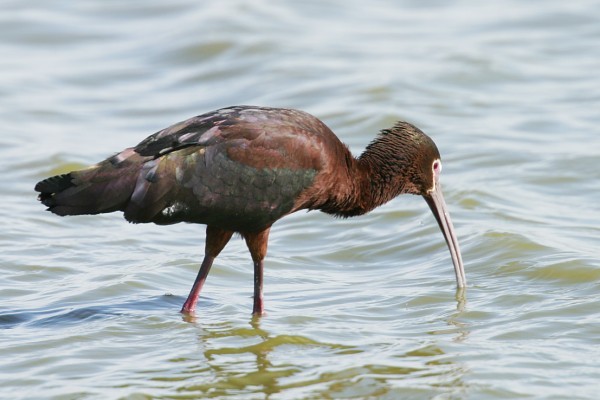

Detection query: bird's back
xmin=36 ymin=106 xmax=349 ymax=232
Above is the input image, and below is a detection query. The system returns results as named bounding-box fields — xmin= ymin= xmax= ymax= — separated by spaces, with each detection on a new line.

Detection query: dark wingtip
xmin=34 ymin=173 xmax=74 ymax=193
xmin=35 ymin=173 xmax=75 ymax=209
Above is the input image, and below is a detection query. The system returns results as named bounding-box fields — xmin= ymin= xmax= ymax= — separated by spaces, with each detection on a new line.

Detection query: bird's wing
xmin=122 ymin=107 xmax=328 ymax=231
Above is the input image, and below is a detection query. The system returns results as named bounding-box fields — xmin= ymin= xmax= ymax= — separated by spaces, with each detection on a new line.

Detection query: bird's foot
xmin=252 ymin=299 xmax=265 ymax=316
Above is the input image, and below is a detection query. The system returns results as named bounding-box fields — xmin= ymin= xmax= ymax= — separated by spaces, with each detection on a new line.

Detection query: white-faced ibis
xmin=35 ymin=106 xmax=465 ymax=315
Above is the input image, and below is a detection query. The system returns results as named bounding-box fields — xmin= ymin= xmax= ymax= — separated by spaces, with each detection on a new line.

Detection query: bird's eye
xmin=433 ymin=160 xmax=442 ymax=173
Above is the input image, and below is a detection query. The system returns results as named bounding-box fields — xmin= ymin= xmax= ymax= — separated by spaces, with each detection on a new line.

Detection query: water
xmin=1 ymin=0 xmax=599 ymax=398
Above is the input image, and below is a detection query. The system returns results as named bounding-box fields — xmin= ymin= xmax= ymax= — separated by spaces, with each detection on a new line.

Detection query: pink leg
xmin=181 ymin=226 xmax=232 ymax=314
xmin=181 ymin=255 xmax=215 ymax=314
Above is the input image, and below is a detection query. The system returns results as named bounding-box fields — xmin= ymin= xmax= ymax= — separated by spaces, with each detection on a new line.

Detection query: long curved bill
xmin=424 ymin=184 xmax=466 ymax=287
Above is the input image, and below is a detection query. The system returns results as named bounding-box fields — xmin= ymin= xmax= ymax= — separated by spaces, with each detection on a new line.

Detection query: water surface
xmin=1 ymin=1 xmax=599 ymax=398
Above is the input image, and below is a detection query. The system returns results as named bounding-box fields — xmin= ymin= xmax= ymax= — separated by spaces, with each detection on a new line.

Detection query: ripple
xmin=2 ymin=0 xmax=600 ymax=398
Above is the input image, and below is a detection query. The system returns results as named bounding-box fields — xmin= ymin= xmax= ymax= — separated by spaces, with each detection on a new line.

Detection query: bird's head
xmin=363 ymin=122 xmax=466 ymax=287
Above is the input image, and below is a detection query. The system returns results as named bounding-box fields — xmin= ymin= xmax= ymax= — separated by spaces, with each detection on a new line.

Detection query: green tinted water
xmin=1 ymin=1 xmax=599 ymax=399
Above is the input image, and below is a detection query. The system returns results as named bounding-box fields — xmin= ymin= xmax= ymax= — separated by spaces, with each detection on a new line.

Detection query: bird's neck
xmin=321 ymin=147 xmax=412 ymax=218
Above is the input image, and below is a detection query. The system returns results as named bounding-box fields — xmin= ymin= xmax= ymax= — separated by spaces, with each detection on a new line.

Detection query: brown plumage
xmin=35 ymin=106 xmax=465 ymax=315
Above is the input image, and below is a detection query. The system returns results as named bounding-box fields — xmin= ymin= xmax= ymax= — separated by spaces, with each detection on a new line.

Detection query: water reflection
xmin=455 ymin=286 xmax=467 ymax=313
xmin=181 ymin=317 xmax=350 ymax=397
xmin=428 ymin=287 xmax=471 ymax=343
xmin=174 ymin=314 xmax=470 ymax=398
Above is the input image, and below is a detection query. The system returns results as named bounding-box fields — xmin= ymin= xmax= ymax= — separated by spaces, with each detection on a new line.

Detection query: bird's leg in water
xmin=181 ymin=255 xmax=214 ymax=314
xmin=243 ymin=228 xmax=271 ymax=315
xmin=253 ymin=260 xmax=264 ymax=315
xmin=181 ymin=226 xmax=233 ymax=314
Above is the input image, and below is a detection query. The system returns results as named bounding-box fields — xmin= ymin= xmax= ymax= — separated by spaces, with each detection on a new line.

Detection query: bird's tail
xmin=34 ymin=149 xmax=143 ymax=217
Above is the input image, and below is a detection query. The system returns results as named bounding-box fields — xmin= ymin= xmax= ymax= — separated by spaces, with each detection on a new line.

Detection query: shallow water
xmin=1 ymin=1 xmax=600 ymax=398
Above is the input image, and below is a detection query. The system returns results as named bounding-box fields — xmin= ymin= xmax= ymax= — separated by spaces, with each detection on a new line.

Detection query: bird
xmin=35 ymin=105 xmax=465 ymax=315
